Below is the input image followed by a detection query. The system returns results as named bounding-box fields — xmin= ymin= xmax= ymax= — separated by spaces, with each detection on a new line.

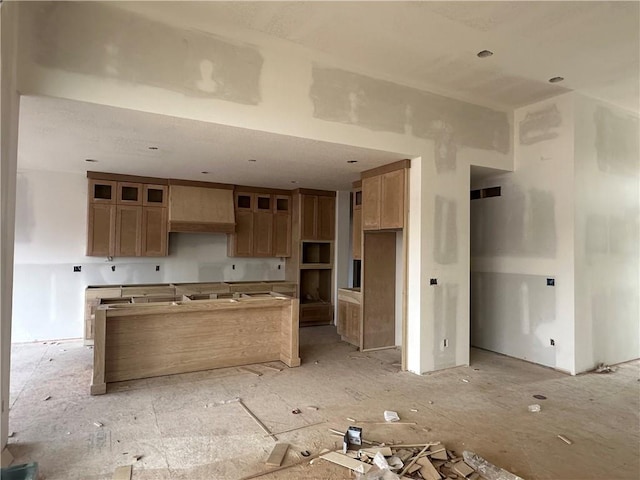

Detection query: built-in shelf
xmin=301 ymin=241 xmax=332 ymax=265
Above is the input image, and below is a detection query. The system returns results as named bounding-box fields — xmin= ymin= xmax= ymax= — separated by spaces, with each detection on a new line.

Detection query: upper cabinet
xmin=300 ymin=192 xmax=335 ymax=241
xmin=362 ymin=161 xmax=409 ymax=231
xmin=168 ymin=183 xmax=235 ymax=233
xmin=227 ymin=189 xmax=291 ymax=258
xmin=87 ymin=174 xmax=169 ymax=257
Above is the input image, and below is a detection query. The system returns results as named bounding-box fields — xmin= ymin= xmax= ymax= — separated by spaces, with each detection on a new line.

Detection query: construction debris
xmin=265 ymin=443 xmax=289 ymax=467
xmin=240 ymin=366 xmax=263 ymax=377
xmin=93 ymin=421 xmax=104 ymax=427
xmin=595 ymin=363 xmax=617 ymax=374
xmin=557 ymin=434 xmax=573 ymax=445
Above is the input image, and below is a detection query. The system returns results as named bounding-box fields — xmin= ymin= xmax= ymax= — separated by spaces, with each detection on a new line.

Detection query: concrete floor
xmin=6 ymin=326 xmax=640 ymax=480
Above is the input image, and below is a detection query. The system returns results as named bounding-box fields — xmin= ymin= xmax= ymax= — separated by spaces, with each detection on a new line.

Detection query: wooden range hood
xmin=168 ymin=180 xmax=236 ymax=233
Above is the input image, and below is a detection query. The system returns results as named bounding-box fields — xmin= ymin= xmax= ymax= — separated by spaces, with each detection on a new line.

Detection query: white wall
xmin=471 ymin=94 xmax=576 ymax=373
xmin=12 ymin=169 xmax=284 ymax=342
xmin=15 ymin=2 xmax=515 ymax=374
xmin=573 ymin=95 xmax=640 ymax=372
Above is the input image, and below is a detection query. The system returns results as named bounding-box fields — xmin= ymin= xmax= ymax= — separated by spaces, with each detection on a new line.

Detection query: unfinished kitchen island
xmin=90 ymin=293 xmax=300 ymax=395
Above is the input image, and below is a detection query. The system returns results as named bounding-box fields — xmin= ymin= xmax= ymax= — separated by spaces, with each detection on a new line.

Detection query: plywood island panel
xmin=91 ymin=294 xmax=300 ymax=395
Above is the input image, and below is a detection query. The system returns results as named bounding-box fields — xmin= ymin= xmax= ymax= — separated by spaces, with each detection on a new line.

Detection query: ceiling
xmin=17 ymin=96 xmax=405 ymax=191
xmin=18 ymin=2 xmax=639 ymax=190
xmin=113 ymin=1 xmax=640 ymax=112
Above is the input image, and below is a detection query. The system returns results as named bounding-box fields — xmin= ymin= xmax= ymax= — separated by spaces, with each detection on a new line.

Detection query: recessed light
xmin=201 ymin=171 xmax=209 ymax=174
xmin=85 ymin=158 xmax=98 ymax=163
xmin=347 ymin=160 xmax=358 ymax=164
xmin=549 ymin=76 xmax=564 ymax=83
xmin=148 ymin=146 xmax=159 ymax=150
xmin=248 ymin=159 xmax=257 ymax=162
xmin=477 ymin=50 xmax=493 ymax=58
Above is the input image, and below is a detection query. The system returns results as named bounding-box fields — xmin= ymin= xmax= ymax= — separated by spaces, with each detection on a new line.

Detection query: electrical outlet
xmin=430 ymin=278 xmax=438 ymax=286
xmin=547 ymin=278 xmax=555 ymax=286
xmin=111 ymin=265 xmax=116 ymax=272
xmin=550 ymin=339 xmax=555 ymax=346
xmin=443 ymin=338 xmax=448 ymax=348
xmin=156 ymin=265 xmax=160 ymax=272
xmin=73 ymin=266 xmax=81 ymax=272
xmin=232 ymin=264 xmax=235 ymax=270
xmin=278 ymin=265 xmax=281 ymax=270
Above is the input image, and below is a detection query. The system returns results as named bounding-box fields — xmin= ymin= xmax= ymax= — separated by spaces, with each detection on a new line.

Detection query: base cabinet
xmin=338 ymin=298 xmax=360 ymax=347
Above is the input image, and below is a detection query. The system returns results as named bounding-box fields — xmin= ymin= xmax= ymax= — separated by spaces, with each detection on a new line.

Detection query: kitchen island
xmin=90 ymin=292 xmax=299 ymax=395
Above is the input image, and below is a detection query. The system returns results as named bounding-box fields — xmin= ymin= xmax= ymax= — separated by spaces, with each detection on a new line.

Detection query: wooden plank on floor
xmin=112 ymin=465 xmax=132 ymax=480
xmin=416 ymin=457 xmax=441 ymax=480
xmin=320 ymin=451 xmax=372 ymax=474
xmin=265 ymin=443 xmax=289 ymax=467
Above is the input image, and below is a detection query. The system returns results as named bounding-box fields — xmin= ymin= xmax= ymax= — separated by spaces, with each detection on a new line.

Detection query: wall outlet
xmin=73 ymin=266 xmax=81 ymax=272
xmin=430 ymin=278 xmax=438 ymax=286
xmin=232 ymin=264 xmax=235 ymax=270
xmin=443 ymin=338 xmax=448 ymax=348
xmin=550 ymin=339 xmax=555 ymax=346
xmin=111 ymin=265 xmax=116 ymax=272
xmin=278 ymin=265 xmax=281 ymax=270
xmin=156 ymin=265 xmax=160 ymax=272
xmin=547 ymin=278 xmax=555 ymax=286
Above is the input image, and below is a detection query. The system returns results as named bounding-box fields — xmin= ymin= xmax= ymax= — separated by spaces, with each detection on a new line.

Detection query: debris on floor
xmin=313 ymin=441 xmax=526 ymax=480
xmin=265 ymin=443 xmax=289 ymax=466
xmin=557 ymin=434 xmax=573 ymax=445
xmin=239 ymin=366 xmax=263 ymax=377
xmin=594 ymin=363 xmax=617 ymax=374
xmin=93 ymin=421 xmax=103 ymax=427
xmin=384 ymin=410 xmax=400 ymax=422
xmin=532 ymin=394 xmax=547 ymax=400
xmin=527 ymin=404 xmax=541 ymax=413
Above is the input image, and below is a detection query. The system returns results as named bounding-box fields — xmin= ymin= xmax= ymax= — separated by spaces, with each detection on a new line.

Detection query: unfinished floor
xmin=6 ymin=326 xmax=640 ymax=480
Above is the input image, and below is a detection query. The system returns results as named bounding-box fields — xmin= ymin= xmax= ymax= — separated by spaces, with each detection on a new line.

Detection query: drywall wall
xmin=574 ymin=95 xmax=639 ymax=372
xmin=12 ymin=169 xmax=284 ymax=342
xmin=471 ymin=93 xmax=575 ymax=372
xmin=1 ymin=0 xmax=20 ymax=453
xmin=15 ymin=1 xmax=515 ymax=375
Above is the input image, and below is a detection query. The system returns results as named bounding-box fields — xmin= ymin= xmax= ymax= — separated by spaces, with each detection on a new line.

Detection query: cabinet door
xmin=346 ymin=303 xmax=361 ymax=345
xmin=115 ymin=205 xmax=142 ymax=257
xmin=362 ymin=175 xmax=381 ymax=230
xmin=317 ymin=196 xmax=335 ymax=240
xmin=352 ymin=207 xmax=362 ymax=260
xmin=117 ymin=182 xmax=143 ymax=205
xmin=300 ymin=194 xmax=318 ymax=240
xmin=337 ymin=300 xmax=348 ymax=336
xmin=233 ymin=210 xmax=254 ymax=256
xmin=87 ymin=204 xmax=115 ymax=256
xmin=380 ymin=170 xmax=405 ymax=229
xmin=274 ymin=213 xmax=291 ymax=257
xmin=89 ymin=179 xmax=116 ymax=204
xmin=141 ymin=207 xmax=168 ymax=256
xmin=143 ymin=184 xmax=168 ymax=207
xmin=253 ymin=211 xmax=274 ymax=256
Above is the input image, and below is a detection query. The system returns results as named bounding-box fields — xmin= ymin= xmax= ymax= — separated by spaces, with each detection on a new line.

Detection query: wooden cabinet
xmin=87 ymin=175 xmax=168 ymax=257
xmin=274 ymin=195 xmax=291 ymax=257
xmin=300 ymin=193 xmax=335 ymax=241
xmin=141 ymin=207 xmax=168 ymax=256
xmin=352 ymin=188 xmax=362 ymax=260
xmin=362 ymin=169 xmax=405 ymax=230
xmin=228 ymin=190 xmax=291 ymax=258
xmin=338 ymin=292 xmax=361 ymax=347
xmin=168 ymin=184 xmax=235 ymax=233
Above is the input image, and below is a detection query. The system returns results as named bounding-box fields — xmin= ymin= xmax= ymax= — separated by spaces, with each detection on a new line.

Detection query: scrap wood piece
xmin=557 ymin=434 xmax=573 ymax=445
xmin=265 ymin=443 xmax=289 ymax=467
xmin=237 ymin=398 xmax=277 ymax=441
xmin=416 ymin=457 xmax=442 ymax=480
xmin=239 ymin=451 xmax=323 ymax=480
xmin=261 ymin=364 xmax=283 ymax=372
xmin=429 ymin=444 xmax=448 ymax=461
xmin=359 ymin=446 xmax=392 ymax=457
xmin=239 ymin=366 xmax=263 ymax=377
xmin=452 ymin=460 xmax=475 ymax=477
xmin=320 ymin=451 xmax=372 ymax=474
xmin=112 ymin=465 xmax=132 ymax=480
xmin=266 ymin=421 xmax=325 ymax=436
xmin=399 ymin=444 xmax=431 ymax=477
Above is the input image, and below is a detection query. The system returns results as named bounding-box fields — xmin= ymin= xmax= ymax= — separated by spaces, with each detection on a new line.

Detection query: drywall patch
xmin=585 ymin=212 xmax=639 ymax=257
xmin=470 ymin=272 xmax=555 ymax=368
xmin=594 ymin=106 xmax=640 ymax=177
xmin=519 ymin=104 xmax=562 ymax=145
xmin=29 ymin=2 xmax=263 ymax=104
xmin=433 ymin=196 xmax=458 ymax=264
xmin=591 ymin=288 xmax=640 ymax=365
xmin=310 ymin=66 xmax=510 ymax=154
xmin=433 ymin=283 xmax=458 ymax=369
xmin=471 ymin=184 xmax=556 ymax=258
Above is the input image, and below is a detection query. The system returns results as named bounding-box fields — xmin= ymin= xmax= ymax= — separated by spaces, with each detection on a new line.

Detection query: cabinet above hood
xmin=168 ymin=183 xmax=235 ymax=233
